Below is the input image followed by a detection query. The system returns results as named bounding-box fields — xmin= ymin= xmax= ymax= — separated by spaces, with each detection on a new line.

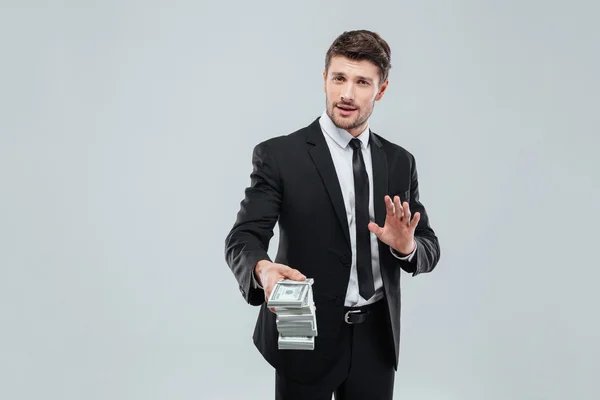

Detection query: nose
xmin=340 ymin=83 xmax=355 ymax=103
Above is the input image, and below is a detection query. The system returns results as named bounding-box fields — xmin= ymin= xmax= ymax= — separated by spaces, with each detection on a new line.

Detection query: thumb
xmin=368 ymin=222 xmax=383 ymax=237
xmin=284 ymin=267 xmax=306 ymax=281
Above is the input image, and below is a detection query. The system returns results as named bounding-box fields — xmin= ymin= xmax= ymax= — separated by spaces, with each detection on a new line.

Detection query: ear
xmin=375 ymin=80 xmax=389 ymax=101
xmin=323 ymin=69 xmax=327 ymax=93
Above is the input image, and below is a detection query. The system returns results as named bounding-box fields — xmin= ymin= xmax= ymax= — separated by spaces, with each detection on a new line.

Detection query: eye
xmin=358 ymin=80 xmax=369 ymax=85
xmin=333 ymin=76 xmax=345 ymax=82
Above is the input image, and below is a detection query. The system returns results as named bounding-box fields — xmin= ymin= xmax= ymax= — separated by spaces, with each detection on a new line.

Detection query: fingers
xmin=390 ymin=196 xmax=415 ymax=226
xmin=410 ymin=212 xmax=421 ymax=229
xmin=393 ymin=196 xmax=403 ymax=220
xmin=385 ymin=195 xmax=395 ymax=217
xmin=264 ymin=284 xmax=275 ymax=303
xmin=402 ymin=201 xmax=411 ymax=225
xmin=393 ymin=196 xmax=409 ymax=224
xmin=265 ymin=278 xmax=282 ymax=312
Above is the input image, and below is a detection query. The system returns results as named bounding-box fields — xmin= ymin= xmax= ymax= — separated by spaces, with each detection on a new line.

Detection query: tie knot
xmin=349 ymin=138 xmax=362 ymax=151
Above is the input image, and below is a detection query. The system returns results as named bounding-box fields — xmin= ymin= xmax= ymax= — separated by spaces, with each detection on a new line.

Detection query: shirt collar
xmin=319 ymin=110 xmax=370 ymax=150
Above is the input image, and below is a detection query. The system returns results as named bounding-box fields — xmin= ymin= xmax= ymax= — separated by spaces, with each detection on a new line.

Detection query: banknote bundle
xmin=267 ymin=278 xmax=317 ymax=350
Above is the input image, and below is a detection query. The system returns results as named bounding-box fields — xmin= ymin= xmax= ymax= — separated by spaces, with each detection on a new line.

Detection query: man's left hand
xmin=368 ymin=195 xmax=419 ymax=255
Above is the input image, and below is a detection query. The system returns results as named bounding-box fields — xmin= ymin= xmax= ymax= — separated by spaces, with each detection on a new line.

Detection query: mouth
xmin=336 ymin=104 xmax=357 ymax=116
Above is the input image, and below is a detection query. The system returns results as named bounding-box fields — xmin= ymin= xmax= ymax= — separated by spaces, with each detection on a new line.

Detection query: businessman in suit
xmin=224 ymin=30 xmax=441 ymax=400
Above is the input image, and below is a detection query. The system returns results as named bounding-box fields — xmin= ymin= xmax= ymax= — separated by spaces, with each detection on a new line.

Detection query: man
xmin=224 ymin=30 xmax=441 ymax=400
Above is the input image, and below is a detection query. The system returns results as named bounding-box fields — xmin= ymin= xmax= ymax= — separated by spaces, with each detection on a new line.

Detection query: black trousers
xmin=275 ymin=298 xmax=396 ymax=400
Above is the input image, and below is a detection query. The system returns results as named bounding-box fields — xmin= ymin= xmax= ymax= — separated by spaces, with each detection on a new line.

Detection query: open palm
xmin=368 ymin=195 xmax=419 ymax=255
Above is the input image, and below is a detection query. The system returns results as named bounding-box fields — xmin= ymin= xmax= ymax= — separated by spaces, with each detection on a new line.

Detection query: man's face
xmin=323 ymin=55 xmax=388 ymax=136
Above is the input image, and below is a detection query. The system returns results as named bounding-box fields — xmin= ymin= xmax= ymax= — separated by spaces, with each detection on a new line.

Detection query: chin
xmin=335 ymin=115 xmax=361 ymax=129
xmin=331 ymin=116 xmax=352 ymax=128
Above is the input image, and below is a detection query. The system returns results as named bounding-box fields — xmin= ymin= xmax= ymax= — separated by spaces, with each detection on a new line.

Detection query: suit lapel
xmin=370 ymin=132 xmax=388 ymax=230
xmin=306 ymin=119 xmax=351 ymax=248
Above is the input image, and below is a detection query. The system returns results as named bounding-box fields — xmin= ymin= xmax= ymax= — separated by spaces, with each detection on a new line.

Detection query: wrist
xmin=394 ymin=239 xmax=416 ymax=256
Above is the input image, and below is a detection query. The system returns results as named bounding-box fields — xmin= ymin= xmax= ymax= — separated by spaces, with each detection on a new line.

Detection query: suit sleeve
xmin=395 ymin=153 xmax=441 ymax=276
xmin=224 ymin=142 xmax=281 ymax=306
xmin=390 ymin=241 xmax=416 ymax=261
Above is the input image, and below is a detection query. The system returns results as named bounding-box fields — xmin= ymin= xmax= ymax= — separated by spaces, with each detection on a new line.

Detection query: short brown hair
xmin=325 ymin=30 xmax=392 ymax=84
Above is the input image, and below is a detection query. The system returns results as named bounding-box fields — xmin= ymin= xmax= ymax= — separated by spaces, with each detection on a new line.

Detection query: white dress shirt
xmin=252 ymin=112 xmax=416 ymax=307
xmin=318 ymin=111 xmax=414 ymax=307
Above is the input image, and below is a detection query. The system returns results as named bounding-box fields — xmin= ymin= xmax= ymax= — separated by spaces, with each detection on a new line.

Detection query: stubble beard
xmin=326 ymin=100 xmax=373 ymax=132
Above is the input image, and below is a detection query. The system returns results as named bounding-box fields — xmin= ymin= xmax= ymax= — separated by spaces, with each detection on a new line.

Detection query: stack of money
xmin=267 ymin=278 xmax=317 ymax=350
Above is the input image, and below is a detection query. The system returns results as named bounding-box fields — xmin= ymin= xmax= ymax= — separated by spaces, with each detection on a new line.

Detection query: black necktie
xmin=349 ymin=138 xmax=375 ymax=300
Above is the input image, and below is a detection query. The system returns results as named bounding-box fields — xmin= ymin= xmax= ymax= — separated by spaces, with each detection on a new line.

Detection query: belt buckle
xmin=344 ymin=309 xmax=362 ymax=324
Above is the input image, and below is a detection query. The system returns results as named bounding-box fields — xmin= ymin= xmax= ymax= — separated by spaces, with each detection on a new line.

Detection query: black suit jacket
xmin=224 ymin=116 xmax=440 ymax=383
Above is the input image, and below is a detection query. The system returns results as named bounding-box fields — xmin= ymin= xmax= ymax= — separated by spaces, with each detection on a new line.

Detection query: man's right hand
xmin=255 ymin=260 xmax=306 ymax=311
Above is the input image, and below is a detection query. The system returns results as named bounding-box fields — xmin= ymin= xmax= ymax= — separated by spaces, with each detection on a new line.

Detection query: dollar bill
xmin=276 ymin=308 xmax=317 ymax=337
xmin=267 ymin=278 xmax=314 ymax=308
xmin=278 ymin=335 xmax=315 ymax=350
xmin=277 ymin=324 xmax=317 ymax=337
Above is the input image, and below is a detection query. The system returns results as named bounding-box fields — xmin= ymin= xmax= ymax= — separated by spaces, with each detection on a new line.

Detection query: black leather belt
xmin=343 ymin=300 xmax=382 ymax=324
xmin=344 ymin=309 xmax=369 ymax=324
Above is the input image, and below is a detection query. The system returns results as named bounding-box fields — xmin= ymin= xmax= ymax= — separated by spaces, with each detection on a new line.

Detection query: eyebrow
xmin=331 ymin=72 xmax=374 ymax=83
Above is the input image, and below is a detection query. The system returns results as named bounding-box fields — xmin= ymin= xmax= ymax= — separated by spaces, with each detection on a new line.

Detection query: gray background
xmin=1 ymin=0 xmax=599 ymax=399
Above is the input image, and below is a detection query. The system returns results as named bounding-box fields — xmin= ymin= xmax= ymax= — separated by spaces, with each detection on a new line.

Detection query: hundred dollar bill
xmin=276 ymin=319 xmax=315 ymax=329
xmin=273 ymin=284 xmax=314 ymax=312
xmin=275 ymin=309 xmax=315 ymax=320
xmin=267 ymin=278 xmax=314 ymax=308
xmin=277 ymin=312 xmax=317 ymax=330
xmin=277 ymin=318 xmax=317 ymax=337
xmin=278 ymin=326 xmax=317 ymax=337
xmin=278 ymin=335 xmax=315 ymax=350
